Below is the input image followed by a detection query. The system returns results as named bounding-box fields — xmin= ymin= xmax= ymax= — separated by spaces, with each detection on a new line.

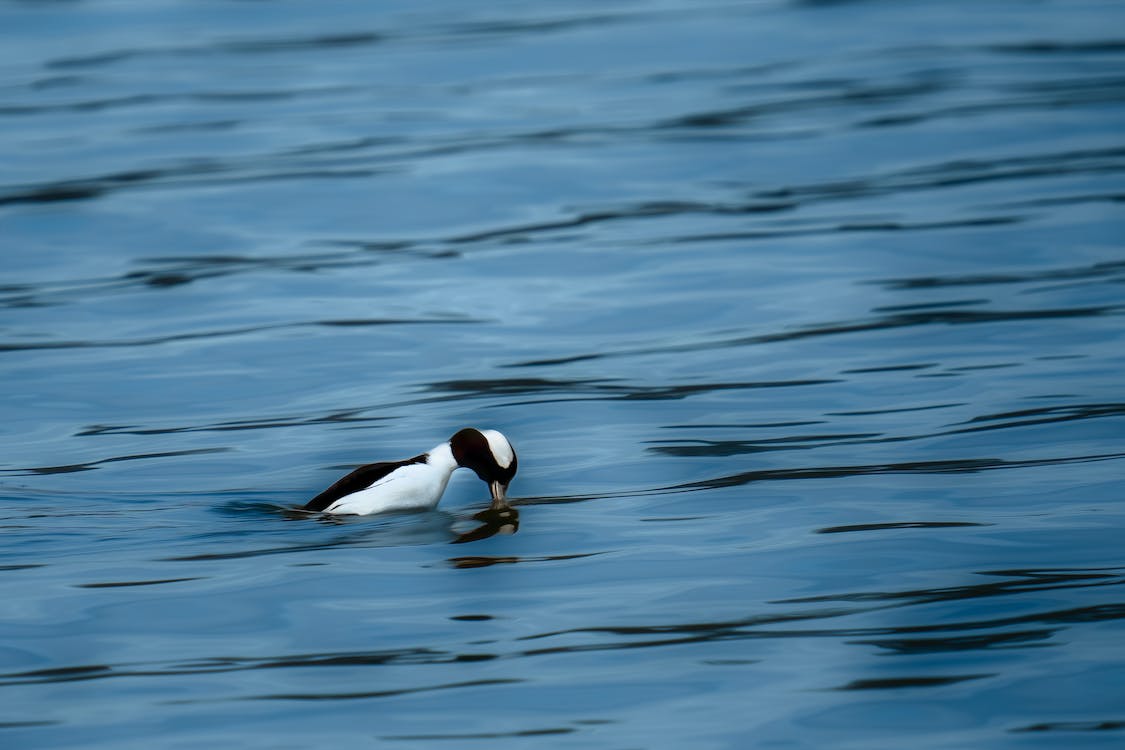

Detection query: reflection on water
xmin=452 ymin=505 xmax=520 ymax=544
xmin=1 ymin=0 xmax=1124 ymax=747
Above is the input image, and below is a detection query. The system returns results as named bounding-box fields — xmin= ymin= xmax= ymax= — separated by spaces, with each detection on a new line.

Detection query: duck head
xmin=449 ymin=428 xmax=518 ymax=508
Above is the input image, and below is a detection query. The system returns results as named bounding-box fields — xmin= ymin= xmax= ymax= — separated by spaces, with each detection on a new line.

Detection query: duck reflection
xmin=272 ymin=497 xmax=520 ymax=548
xmin=452 ymin=504 xmax=519 ymax=544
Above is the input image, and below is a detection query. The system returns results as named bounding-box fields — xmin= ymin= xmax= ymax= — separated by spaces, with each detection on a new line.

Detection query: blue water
xmin=2 ymin=0 xmax=1125 ymax=747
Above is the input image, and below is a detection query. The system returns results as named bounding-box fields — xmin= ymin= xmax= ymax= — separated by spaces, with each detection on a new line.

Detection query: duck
xmin=303 ymin=428 xmax=517 ymax=516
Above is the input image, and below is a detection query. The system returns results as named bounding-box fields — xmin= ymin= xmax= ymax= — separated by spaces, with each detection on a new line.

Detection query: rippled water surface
xmin=3 ymin=0 xmax=1125 ymax=747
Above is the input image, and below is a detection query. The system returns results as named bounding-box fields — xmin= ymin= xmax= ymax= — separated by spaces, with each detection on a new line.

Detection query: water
xmin=2 ymin=0 xmax=1124 ymax=747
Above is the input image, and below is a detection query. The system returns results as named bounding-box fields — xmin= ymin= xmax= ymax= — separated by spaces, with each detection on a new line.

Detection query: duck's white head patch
xmin=481 ymin=429 xmax=515 ymax=469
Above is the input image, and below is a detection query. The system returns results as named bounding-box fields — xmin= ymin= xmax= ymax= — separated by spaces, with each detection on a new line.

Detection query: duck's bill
xmin=489 ymin=480 xmax=509 ymax=508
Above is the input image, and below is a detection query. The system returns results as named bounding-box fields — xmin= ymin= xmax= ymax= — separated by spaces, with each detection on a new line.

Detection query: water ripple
xmin=0 ymin=317 xmax=480 ymax=353
xmin=0 ymin=448 xmax=229 ymax=477
xmin=77 ymin=409 xmax=396 ymax=437
xmin=1011 ymin=720 xmax=1125 ymax=733
xmin=671 ymin=451 xmax=1125 ymax=490
xmin=510 ymin=303 xmax=1124 ymax=368
xmin=649 ymin=400 xmax=1125 ymax=457
xmin=10 ymin=568 xmax=1117 ymax=688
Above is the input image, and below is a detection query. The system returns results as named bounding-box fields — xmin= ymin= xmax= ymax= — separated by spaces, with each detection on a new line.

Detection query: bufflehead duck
xmin=303 ymin=428 xmax=517 ymax=516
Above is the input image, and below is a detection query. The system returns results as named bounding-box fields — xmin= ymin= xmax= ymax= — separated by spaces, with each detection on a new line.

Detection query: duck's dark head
xmin=449 ymin=428 xmax=518 ymax=508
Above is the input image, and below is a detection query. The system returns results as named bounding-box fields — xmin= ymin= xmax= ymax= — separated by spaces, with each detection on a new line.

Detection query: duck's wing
xmin=303 ymin=456 xmax=424 ymax=512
